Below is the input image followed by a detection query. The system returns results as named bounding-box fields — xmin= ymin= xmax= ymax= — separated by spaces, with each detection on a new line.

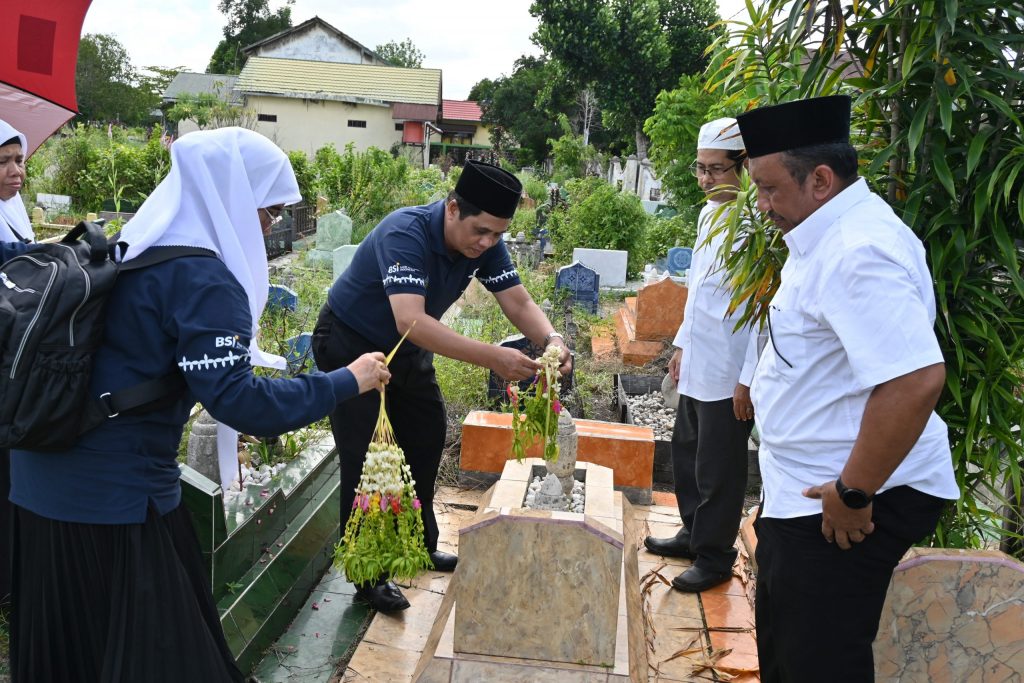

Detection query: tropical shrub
xmin=546 ymin=177 xmax=650 ymax=277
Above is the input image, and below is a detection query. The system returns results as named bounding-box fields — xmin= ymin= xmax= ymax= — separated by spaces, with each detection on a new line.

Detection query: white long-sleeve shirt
xmin=674 ymin=201 xmax=760 ymax=401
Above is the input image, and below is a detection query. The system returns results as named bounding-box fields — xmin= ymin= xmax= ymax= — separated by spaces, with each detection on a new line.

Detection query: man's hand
xmin=551 ymin=340 xmax=573 ymax=375
xmin=491 ymin=346 xmax=543 ymax=381
xmin=347 ymin=352 xmax=391 ymax=393
xmin=803 ymin=481 xmax=875 ymax=550
xmin=668 ymin=348 xmax=682 ymax=383
xmin=733 ymin=383 xmax=754 ymax=421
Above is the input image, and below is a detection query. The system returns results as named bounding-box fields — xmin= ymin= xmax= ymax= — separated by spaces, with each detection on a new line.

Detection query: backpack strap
xmin=96 ymin=246 xmax=219 ymax=418
xmin=99 ymin=373 xmax=188 ymax=418
xmin=118 ymin=245 xmax=217 ymax=270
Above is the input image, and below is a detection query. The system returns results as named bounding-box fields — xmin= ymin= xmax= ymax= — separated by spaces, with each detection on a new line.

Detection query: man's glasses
xmin=689 ymin=161 xmax=740 ymax=178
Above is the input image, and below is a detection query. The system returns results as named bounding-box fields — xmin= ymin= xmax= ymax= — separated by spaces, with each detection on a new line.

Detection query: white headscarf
xmin=119 ymin=127 xmax=301 ymax=489
xmin=0 ymin=119 xmax=33 ymax=242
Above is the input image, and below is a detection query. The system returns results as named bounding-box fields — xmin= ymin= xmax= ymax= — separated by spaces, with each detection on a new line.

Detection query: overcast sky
xmin=81 ymin=0 xmax=750 ymax=100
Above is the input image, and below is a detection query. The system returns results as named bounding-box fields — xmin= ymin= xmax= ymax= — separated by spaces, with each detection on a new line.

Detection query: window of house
xmin=348 ymin=120 xmax=367 ymax=128
xmin=258 ymin=113 xmax=277 ymax=123
xmin=395 ymin=123 xmax=405 ymax=131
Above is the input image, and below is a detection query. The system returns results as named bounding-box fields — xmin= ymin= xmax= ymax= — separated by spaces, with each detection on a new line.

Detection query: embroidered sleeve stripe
xmin=383 ymin=274 xmax=426 ymax=287
xmin=178 ymin=350 xmax=250 ymax=372
xmin=477 ymin=268 xmax=519 ymax=285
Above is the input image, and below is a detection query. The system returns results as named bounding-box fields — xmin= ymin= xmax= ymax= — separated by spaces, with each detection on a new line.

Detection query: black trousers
xmin=754 ymin=486 xmax=946 ymax=683
xmin=0 ymin=448 xmax=9 ymax=609
xmin=671 ymin=394 xmax=753 ymax=573
xmin=311 ymin=305 xmax=446 ymax=557
xmin=11 ymin=503 xmax=243 ymax=683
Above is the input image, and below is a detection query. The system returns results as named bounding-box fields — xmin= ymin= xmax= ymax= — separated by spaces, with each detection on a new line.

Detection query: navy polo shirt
xmin=328 ymin=200 xmax=521 ymax=352
xmin=10 ymin=254 xmax=357 ymax=524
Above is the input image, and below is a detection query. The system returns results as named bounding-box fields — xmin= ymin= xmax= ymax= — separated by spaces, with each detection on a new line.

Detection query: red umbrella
xmin=0 ymin=0 xmax=92 ymax=157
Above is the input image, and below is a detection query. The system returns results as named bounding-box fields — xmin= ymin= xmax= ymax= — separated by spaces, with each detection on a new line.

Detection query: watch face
xmin=841 ymin=488 xmax=871 ymax=509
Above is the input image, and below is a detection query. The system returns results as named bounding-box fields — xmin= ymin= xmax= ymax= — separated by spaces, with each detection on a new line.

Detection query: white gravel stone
xmin=625 ymin=391 xmax=675 ymax=440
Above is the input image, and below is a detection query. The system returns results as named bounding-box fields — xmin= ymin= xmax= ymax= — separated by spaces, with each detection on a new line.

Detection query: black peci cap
xmin=454 ymin=160 xmax=523 ymax=219
xmin=736 ymin=95 xmax=851 ymax=158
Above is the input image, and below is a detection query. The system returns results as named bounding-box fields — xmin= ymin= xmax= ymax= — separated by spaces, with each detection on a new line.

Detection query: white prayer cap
xmin=697 ymin=117 xmax=745 ymax=151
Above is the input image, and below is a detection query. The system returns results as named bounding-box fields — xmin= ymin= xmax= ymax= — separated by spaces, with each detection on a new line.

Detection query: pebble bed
xmin=625 ymin=391 xmax=675 ymax=440
xmin=524 ymin=476 xmax=586 ymax=513
xmin=223 ymin=463 xmax=286 ymax=502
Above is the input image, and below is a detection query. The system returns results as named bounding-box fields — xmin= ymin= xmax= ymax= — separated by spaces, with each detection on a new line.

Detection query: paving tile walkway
xmin=253 ymin=486 xmax=760 ymax=682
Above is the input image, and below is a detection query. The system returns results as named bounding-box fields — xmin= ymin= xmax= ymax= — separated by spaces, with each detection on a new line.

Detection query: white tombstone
xmin=572 ymin=248 xmax=628 ymax=287
xmin=621 ymin=155 xmax=640 ymax=195
xmin=36 ymin=193 xmax=72 ymax=211
xmin=332 ymin=244 xmax=359 ymax=281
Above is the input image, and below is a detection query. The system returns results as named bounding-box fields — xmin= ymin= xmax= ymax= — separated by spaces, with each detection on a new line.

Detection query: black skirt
xmin=10 ymin=502 xmax=244 ymax=683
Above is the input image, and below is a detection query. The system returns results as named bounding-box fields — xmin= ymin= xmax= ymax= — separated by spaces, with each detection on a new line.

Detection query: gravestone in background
xmin=332 ymin=244 xmax=358 ymax=281
xmin=305 ymin=210 xmax=352 ymax=267
xmin=486 ymin=334 xmax=574 ymax=405
xmin=667 ymin=246 xmax=693 ymax=275
xmin=186 ymin=409 xmax=221 ymax=484
xmin=555 ymin=261 xmax=600 ymax=314
xmin=267 ymin=284 xmax=299 ymax=313
xmin=36 ymin=193 xmax=71 ymax=212
xmin=284 ymin=332 xmax=316 ymax=374
xmin=571 ymin=248 xmax=627 ymax=288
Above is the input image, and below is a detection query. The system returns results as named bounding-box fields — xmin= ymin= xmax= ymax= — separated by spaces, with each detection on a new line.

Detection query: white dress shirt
xmin=674 ymin=201 xmax=759 ymax=401
xmin=751 ymin=178 xmax=959 ymax=518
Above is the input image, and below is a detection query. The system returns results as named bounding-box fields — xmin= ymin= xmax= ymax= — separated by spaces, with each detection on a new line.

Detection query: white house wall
xmin=251 ymin=25 xmax=378 ymax=64
xmin=247 ymin=95 xmax=404 ymax=157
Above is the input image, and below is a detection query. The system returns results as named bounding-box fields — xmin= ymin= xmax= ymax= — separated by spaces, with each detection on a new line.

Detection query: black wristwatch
xmin=835 ymin=477 xmax=873 ymax=509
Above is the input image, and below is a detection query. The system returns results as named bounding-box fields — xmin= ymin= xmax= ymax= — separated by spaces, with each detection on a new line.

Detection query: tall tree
xmin=472 ymin=56 xmax=575 ymax=167
xmin=207 ymin=0 xmax=293 ymax=74
xmin=375 ymin=38 xmax=425 ymax=68
xmin=75 ymin=34 xmax=155 ymax=124
xmin=531 ymin=0 xmax=721 ymax=157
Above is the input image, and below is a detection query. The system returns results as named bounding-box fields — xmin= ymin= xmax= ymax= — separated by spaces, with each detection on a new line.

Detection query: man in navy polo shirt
xmin=313 ymin=160 xmax=572 ymax=612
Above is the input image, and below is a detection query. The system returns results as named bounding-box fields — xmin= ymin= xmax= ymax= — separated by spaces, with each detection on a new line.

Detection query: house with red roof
xmin=432 ymin=99 xmax=492 ymax=164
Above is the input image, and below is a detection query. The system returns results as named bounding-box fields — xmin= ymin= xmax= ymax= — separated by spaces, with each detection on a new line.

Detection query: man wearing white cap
xmin=643 ymin=118 xmax=759 ymax=592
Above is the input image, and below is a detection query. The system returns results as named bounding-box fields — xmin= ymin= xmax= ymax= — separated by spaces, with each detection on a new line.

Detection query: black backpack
xmin=0 ymin=221 xmax=214 ymax=451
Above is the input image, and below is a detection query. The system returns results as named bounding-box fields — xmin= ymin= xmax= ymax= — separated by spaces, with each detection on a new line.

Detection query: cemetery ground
xmin=4 ymin=223 xmax=1021 ymax=681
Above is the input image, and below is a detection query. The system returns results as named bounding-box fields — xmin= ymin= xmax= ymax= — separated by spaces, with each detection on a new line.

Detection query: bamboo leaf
xmin=966 ymin=128 xmax=992 ymax=178
xmin=936 ymin=78 xmax=954 ymax=135
xmin=931 ymin=146 xmax=958 ymax=200
xmin=908 ymin=103 xmax=930 ymax=159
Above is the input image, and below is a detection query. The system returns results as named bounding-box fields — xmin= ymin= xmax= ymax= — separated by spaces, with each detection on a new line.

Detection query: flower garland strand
xmin=334 ymin=323 xmax=431 ymax=585
xmin=508 ymin=344 xmax=563 ymax=462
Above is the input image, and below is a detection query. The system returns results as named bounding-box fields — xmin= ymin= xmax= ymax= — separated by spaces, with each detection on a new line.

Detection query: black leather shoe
xmin=354 ymin=579 xmax=410 ymax=612
xmin=429 ymin=550 xmax=458 ymax=572
xmin=644 ymin=531 xmax=696 ymax=559
xmin=671 ymin=565 xmax=732 ymax=593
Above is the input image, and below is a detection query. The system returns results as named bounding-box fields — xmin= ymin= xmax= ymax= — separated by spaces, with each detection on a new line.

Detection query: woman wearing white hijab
xmin=0 ymin=119 xmax=32 ymax=243
xmin=0 ymin=119 xmax=32 ymax=616
xmin=9 ymin=128 xmax=390 ymax=683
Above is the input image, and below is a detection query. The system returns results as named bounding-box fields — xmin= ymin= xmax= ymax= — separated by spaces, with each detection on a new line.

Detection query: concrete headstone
xmin=571 ymin=248 xmax=627 ymax=288
xmin=667 ymin=246 xmax=693 ymax=275
xmin=186 ymin=409 xmax=221 ymax=484
xmin=555 ymin=261 xmax=600 ymax=314
xmin=284 ymin=332 xmax=315 ymax=373
xmin=266 ymin=284 xmax=298 ymax=312
xmin=332 ymin=244 xmax=358 ymax=280
xmin=36 ymin=193 xmax=71 ymax=211
xmin=306 ymin=210 xmax=353 ymax=267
